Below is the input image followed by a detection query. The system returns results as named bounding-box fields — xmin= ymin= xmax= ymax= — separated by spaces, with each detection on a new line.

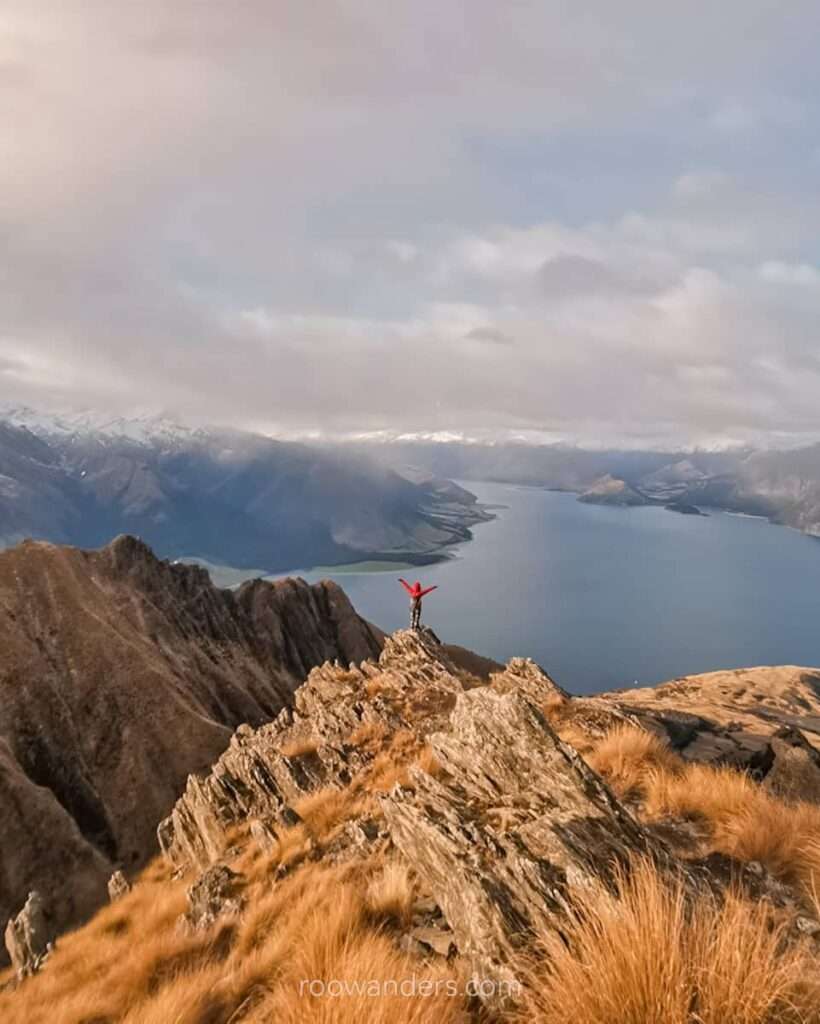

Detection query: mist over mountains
xmin=6 ymin=402 xmax=820 ymax=577
xmin=0 ymin=409 xmax=488 ymax=572
xmin=359 ymin=438 xmax=820 ymax=537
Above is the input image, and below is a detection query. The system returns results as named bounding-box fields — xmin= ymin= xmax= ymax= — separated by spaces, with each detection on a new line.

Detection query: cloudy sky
xmin=3 ymin=2 xmax=820 ymax=446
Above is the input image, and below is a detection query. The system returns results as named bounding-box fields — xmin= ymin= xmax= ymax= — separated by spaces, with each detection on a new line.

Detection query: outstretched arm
xmin=398 ymin=578 xmax=413 ymax=595
xmin=418 ymin=585 xmax=438 ymax=598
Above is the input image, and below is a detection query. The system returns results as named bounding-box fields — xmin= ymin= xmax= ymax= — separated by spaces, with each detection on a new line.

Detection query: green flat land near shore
xmin=182 ymin=556 xmax=432 ymax=589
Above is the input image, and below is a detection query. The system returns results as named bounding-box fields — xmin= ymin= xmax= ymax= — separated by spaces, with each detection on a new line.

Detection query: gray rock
xmin=158 ymin=630 xmax=466 ymax=872
xmin=4 ymin=891 xmax=52 ymax=980
xmin=763 ymin=726 xmax=820 ymax=804
xmin=409 ymin=925 xmax=457 ymax=958
xmin=249 ymin=819 xmax=278 ymax=852
xmin=182 ymin=865 xmax=245 ymax=932
xmin=107 ymin=870 xmax=131 ymax=902
xmin=796 ymin=915 xmax=820 ymax=937
xmin=397 ymin=934 xmax=427 ymax=957
xmin=381 ymin=688 xmax=697 ymax=1010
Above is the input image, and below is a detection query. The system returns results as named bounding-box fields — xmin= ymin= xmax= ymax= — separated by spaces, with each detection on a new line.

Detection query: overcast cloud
xmin=2 ymin=1 xmax=820 ymax=446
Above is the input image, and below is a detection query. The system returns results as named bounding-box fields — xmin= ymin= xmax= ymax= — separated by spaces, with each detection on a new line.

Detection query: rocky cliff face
xmin=154 ymin=629 xmax=820 ymax=1009
xmin=0 ymin=535 xmax=382 ymax=958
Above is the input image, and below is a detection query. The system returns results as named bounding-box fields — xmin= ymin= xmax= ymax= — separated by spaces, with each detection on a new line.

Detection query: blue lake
xmin=273 ymin=482 xmax=820 ymax=695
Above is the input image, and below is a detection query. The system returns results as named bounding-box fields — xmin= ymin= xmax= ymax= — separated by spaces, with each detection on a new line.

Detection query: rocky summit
xmin=151 ymin=628 xmax=820 ymax=1011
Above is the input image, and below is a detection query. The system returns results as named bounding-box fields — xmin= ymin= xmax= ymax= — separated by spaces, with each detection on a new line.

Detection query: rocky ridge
xmin=155 ymin=630 xmax=820 ymax=1008
xmin=0 ymin=535 xmax=382 ymax=960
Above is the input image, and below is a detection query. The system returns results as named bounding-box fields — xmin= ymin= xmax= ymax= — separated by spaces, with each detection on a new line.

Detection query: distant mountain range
xmin=8 ymin=403 xmax=820 ymax=569
xmin=357 ymin=439 xmax=820 ymax=537
xmin=0 ymin=408 xmax=490 ymax=571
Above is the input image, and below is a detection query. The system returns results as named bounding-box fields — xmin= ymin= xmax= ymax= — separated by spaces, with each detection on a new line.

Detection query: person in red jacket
xmin=399 ymin=578 xmax=438 ymax=630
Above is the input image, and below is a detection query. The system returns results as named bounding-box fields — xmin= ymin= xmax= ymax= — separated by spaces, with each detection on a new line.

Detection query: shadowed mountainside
xmin=0 ymin=535 xmax=383 ymax=956
xmin=0 ymin=416 xmax=491 ymax=571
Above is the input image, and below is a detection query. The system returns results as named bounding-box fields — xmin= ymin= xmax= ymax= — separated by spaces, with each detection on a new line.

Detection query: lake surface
xmin=262 ymin=482 xmax=820 ymax=694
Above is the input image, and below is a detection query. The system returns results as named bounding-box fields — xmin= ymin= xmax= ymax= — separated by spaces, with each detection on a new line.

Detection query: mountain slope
xmin=363 ymin=439 xmax=820 ymax=536
xmin=0 ymin=535 xmax=383 ymax=954
xmin=0 ymin=415 xmax=491 ymax=571
xmin=5 ymin=630 xmax=820 ymax=1020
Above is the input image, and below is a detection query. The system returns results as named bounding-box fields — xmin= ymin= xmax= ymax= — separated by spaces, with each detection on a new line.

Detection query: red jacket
xmin=399 ymin=578 xmax=438 ymax=600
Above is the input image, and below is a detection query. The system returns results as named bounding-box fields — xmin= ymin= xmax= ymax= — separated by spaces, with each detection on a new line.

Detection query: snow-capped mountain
xmin=0 ymin=404 xmax=202 ymax=447
xmin=0 ymin=405 xmax=487 ymax=571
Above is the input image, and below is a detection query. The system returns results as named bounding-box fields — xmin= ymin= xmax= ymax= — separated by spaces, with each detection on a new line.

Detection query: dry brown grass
xmin=540 ymin=692 xmax=571 ymax=723
xmin=642 ymin=761 xmax=758 ymax=825
xmin=365 ymin=677 xmax=387 ymax=699
xmin=0 ymin=858 xmax=466 ymax=1024
xmin=583 ymin=730 xmax=820 ymax=919
xmin=281 ymin=735 xmax=319 ymax=759
xmin=518 ymin=858 xmax=819 ymax=1024
xmin=365 ymin=859 xmax=415 ymax=926
xmin=554 ymin=721 xmax=596 ymax=756
xmin=577 ymin=723 xmax=820 ymax=922
xmin=294 ymin=786 xmax=366 ymax=842
xmin=0 ymin=714 xmax=457 ymax=1022
xmin=642 ymin=760 xmax=820 ymax=895
xmin=8 ymin=715 xmax=820 ymax=1023
xmin=415 ymin=744 xmax=442 ymax=777
xmin=589 ymin=724 xmax=683 ymax=796
xmin=799 ymin=838 xmax=820 ymax=917
xmin=348 ymin=720 xmax=390 ymax=750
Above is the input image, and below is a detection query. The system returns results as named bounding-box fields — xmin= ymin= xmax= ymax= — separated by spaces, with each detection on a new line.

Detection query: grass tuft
xmin=517 ymin=858 xmax=818 ymax=1024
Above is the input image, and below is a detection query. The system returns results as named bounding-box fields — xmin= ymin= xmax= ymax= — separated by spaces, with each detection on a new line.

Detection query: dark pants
xmin=411 ymin=598 xmax=421 ymax=629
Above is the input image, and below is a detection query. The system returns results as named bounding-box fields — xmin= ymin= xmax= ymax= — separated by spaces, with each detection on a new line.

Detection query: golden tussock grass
xmin=366 ymin=752 xmax=414 ymax=793
xmin=589 ymin=724 xmax=683 ymax=796
xmin=347 ymin=720 xmax=389 ymax=750
xmin=415 ymin=744 xmax=442 ymax=778
xmin=364 ymin=677 xmax=387 ymax=698
xmin=8 ymin=721 xmax=820 ymax=1023
xmin=642 ymin=759 xmax=820 ymax=891
xmin=1 ymin=859 xmax=466 ymax=1024
xmin=582 ymin=725 xmax=820 ymax=913
xmin=294 ymin=786 xmax=366 ymax=842
xmin=280 ymin=735 xmax=319 ymax=759
xmin=554 ymin=721 xmax=596 ymax=756
xmin=642 ymin=760 xmax=759 ymax=825
xmin=540 ymin=692 xmax=571 ymax=723
xmin=517 ymin=858 xmax=820 ymax=1024
xmin=365 ymin=859 xmax=415 ymax=927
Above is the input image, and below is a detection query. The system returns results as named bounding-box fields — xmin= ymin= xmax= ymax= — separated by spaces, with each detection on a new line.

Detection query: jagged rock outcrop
xmin=380 ymin=688 xmax=690 ymax=1004
xmin=0 ymin=536 xmax=382 ymax=962
xmin=159 ymin=629 xmax=467 ymax=870
xmin=145 ymin=630 xmax=820 ymax=1010
xmin=4 ymin=892 xmax=52 ymax=981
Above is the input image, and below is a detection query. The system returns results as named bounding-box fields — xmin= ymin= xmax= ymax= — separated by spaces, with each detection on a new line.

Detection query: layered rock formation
xmin=158 ymin=628 xmax=468 ymax=870
xmin=159 ymin=629 xmax=808 ymax=1009
xmin=0 ymin=536 xmax=382 ymax=959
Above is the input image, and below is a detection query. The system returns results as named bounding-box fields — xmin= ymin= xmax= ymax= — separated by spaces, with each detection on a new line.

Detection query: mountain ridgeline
xmin=361 ymin=439 xmax=820 ymax=535
xmin=0 ymin=414 xmax=490 ymax=572
xmin=0 ymin=535 xmax=383 ymax=957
